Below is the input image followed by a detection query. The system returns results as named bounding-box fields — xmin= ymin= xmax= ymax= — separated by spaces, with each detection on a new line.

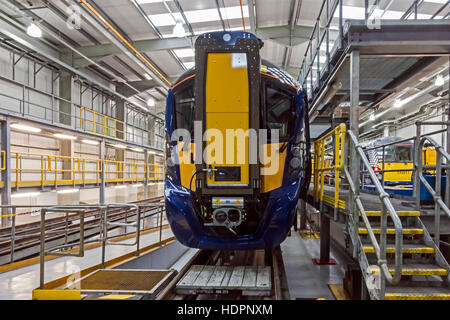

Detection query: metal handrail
xmin=347 ymin=130 xmax=403 ymax=288
xmin=37 ymin=202 xmax=167 ymax=288
xmin=417 ymin=135 xmax=450 ymax=249
xmin=80 ymin=107 xmax=125 ymax=141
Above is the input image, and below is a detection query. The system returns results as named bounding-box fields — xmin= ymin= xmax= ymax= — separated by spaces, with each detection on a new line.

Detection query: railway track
xmin=0 ymin=196 xmax=164 ymax=265
xmin=157 ymin=247 xmax=290 ymax=300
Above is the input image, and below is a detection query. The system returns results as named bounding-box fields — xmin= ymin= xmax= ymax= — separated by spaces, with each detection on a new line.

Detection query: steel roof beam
xmin=76 ymin=36 xmax=195 ymax=60
xmin=256 ymin=25 xmax=337 ymax=47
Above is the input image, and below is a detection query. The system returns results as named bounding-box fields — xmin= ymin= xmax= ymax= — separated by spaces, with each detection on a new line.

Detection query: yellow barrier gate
xmin=313 ymin=123 xmax=346 ymax=214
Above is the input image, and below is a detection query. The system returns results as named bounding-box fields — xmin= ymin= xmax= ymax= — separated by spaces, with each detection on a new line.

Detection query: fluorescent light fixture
xmin=144 ymin=74 xmax=152 ymax=80
xmin=132 ymin=183 xmax=143 ymax=187
xmin=11 ymin=123 xmax=41 ymax=133
xmin=393 ymin=99 xmax=404 ymax=108
xmin=27 ymin=23 xmax=42 ymax=38
xmin=112 ymin=144 xmax=127 ymax=149
xmin=147 ymin=97 xmax=155 ymax=107
xmin=82 ymin=139 xmax=99 ymax=145
xmin=115 ymin=185 xmax=127 ymax=189
xmin=369 ymin=114 xmax=375 ymax=121
xmin=12 ymin=191 xmax=40 ymax=198
xmin=173 ymin=21 xmax=186 ymax=38
xmin=131 ymin=147 xmax=144 ymax=152
xmin=54 ymin=133 xmax=77 ymax=140
xmin=147 ymin=151 xmax=156 ymax=155
xmin=435 ymin=75 xmax=445 ymax=87
xmin=57 ymin=188 xmax=79 ymax=194
xmin=173 ymin=48 xmax=194 ymax=58
xmin=148 ymin=6 xmax=248 ymax=27
xmin=219 ymin=6 xmax=249 ymax=20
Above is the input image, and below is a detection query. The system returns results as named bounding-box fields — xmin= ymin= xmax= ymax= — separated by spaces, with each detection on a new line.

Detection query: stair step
xmin=363 ymin=244 xmax=435 ymax=254
xmin=385 ymin=287 xmax=450 ymax=300
xmin=361 ymin=211 xmax=420 ymax=217
xmin=359 ymin=228 xmax=424 ymax=235
xmin=370 ymin=264 xmax=448 ymax=276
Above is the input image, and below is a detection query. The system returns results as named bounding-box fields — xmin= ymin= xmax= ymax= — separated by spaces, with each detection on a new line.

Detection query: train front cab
xmin=165 ymin=32 xmax=310 ymax=250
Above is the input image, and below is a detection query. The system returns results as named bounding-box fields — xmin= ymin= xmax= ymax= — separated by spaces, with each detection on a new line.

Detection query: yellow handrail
xmin=80 ymin=107 xmax=125 ymax=141
xmin=313 ymin=123 xmax=346 ymax=210
xmin=6 ymin=152 xmax=164 ymax=188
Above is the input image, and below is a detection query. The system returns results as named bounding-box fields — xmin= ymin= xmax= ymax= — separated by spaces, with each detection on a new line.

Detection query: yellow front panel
xmin=261 ymin=143 xmax=286 ymax=193
xmin=383 ymin=162 xmax=413 ymax=182
xmin=178 ymin=142 xmax=196 ymax=191
xmin=205 ymin=52 xmax=249 ymax=186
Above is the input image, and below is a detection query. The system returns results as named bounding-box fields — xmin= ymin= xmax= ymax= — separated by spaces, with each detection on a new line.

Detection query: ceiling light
xmin=147 ymin=97 xmax=155 ymax=107
xmin=393 ymin=99 xmax=404 ymax=108
xmin=144 ymin=74 xmax=152 ymax=80
xmin=11 ymin=123 xmax=41 ymax=133
xmin=435 ymin=75 xmax=445 ymax=87
xmin=57 ymin=188 xmax=79 ymax=194
xmin=183 ymin=61 xmax=195 ymax=69
xmin=369 ymin=114 xmax=375 ymax=121
xmin=112 ymin=144 xmax=127 ymax=149
xmin=82 ymin=139 xmax=99 ymax=145
xmin=54 ymin=133 xmax=77 ymax=140
xmin=173 ymin=21 xmax=186 ymax=38
xmin=115 ymin=185 xmax=127 ymax=189
xmin=131 ymin=147 xmax=144 ymax=152
xmin=27 ymin=23 xmax=42 ymax=38
xmin=132 ymin=183 xmax=143 ymax=187
xmin=12 ymin=191 xmax=40 ymax=198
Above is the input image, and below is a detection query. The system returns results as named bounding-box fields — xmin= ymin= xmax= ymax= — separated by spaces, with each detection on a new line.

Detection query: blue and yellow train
xmin=164 ymin=31 xmax=311 ymax=250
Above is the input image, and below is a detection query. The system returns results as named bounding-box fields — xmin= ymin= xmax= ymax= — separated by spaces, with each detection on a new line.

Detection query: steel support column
xmin=99 ymin=140 xmax=106 ymax=204
xmin=1 ymin=118 xmax=11 ymax=227
xmin=59 ymin=50 xmax=73 ymax=126
xmin=144 ymin=150 xmax=149 ymax=199
xmin=349 ymin=50 xmax=360 ymax=259
xmin=446 ymin=58 xmax=450 ymax=208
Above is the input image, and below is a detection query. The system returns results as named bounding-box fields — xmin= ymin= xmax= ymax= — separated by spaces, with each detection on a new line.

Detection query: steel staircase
xmin=312 ymin=123 xmax=450 ymax=299
xmin=345 ymin=129 xmax=450 ymax=300
xmin=358 ymin=210 xmax=450 ymax=300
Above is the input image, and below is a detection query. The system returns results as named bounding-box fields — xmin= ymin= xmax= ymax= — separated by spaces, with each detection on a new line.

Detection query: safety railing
xmin=345 ymin=130 xmax=403 ymax=299
xmin=414 ymin=121 xmax=450 ymax=249
xmin=0 ymin=74 xmax=163 ymax=150
xmin=3 ymin=152 xmax=164 ymax=189
xmin=298 ymin=0 xmax=449 ymax=98
xmin=0 ymin=198 xmax=167 ymax=264
xmin=80 ymin=107 xmax=125 ymax=141
xmin=313 ymin=123 xmax=346 ymax=219
xmin=36 ymin=202 xmax=167 ymax=288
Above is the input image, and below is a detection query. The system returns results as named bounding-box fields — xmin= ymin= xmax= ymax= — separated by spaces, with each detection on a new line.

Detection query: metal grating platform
xmin=176 ymin=265 xmax=272 ymax=296
xmin=67 ymin=269 xmax=176 ymax=297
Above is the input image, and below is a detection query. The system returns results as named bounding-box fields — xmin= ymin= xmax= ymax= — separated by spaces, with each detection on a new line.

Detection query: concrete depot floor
xmin=0 ymin=228 xmax=174 ymax=300
xmin=281 ymin=230 xmax=346 ymax=300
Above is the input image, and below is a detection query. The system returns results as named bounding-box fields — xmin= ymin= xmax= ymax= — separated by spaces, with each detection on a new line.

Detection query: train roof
xmin=364 ymin=136 xmax=413 ymax=147
xmin=171 ymin=32 xmax=301 ymax=91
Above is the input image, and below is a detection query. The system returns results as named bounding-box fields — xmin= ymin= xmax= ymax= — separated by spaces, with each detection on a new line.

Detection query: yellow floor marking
xmin=328 ymin=284 xmax=351 ymax=300
xmin=98 ymin=294 xmax=136 ymax=300
xmin=32 ymin=289 xmax=81 ymax=300
xmin=299 ymin=230 xmax=320 ymax=239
